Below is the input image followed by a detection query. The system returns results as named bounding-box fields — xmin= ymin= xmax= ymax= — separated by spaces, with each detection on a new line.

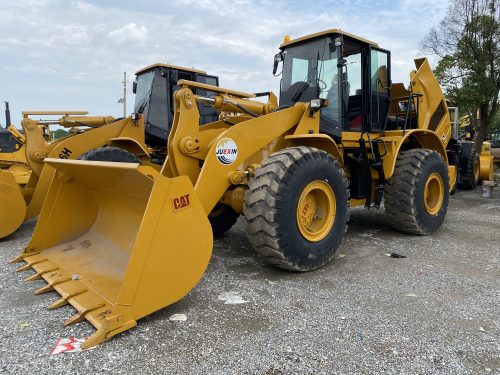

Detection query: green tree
xmin=51 ymin=128 xmax=69 ymax=140
xmin=422 ymin=0 xmax=500 ymax=151
xmin=492 ymin=110 xmax=500 ymax=129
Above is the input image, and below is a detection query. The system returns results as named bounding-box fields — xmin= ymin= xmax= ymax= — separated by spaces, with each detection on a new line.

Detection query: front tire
xmin=244 ymin=146 xmax=349 ymax=272
xmin=384 ymin=149 xmax=449 ymax=235
xmin=78 ymin=147 xmax=141 ymax=163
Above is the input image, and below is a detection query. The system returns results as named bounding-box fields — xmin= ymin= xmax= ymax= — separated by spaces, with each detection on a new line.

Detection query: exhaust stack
xmin=4 ymin=102 xmax=11 ymax=128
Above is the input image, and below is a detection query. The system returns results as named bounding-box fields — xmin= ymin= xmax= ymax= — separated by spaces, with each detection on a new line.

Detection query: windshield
xmin=280 ymin=37 xmax=340 ymax=130
xmin=134 ymin=70 xmax=155 ymax=113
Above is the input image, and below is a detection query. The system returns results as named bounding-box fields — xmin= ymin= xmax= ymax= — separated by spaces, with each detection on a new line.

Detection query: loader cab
xmin=133 ymin=64 xmax=219 ymax=146
xmin=276 ymin=30 xmax=391 ymax=138
xmin=0 ymin=127 xmax=22 ymax=153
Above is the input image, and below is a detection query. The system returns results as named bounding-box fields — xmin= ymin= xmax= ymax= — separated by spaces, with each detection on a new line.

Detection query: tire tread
xmin=244 ymin=146 xmax=349 ymax=271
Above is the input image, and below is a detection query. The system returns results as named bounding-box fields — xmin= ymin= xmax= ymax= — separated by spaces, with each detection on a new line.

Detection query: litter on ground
xmin=218 ymin=291 xmax=249 ymax=304
xmin=50 ymin=337 xmax=87 ymax=355
xmin=169 ymin=314 xmax=187 ymax=322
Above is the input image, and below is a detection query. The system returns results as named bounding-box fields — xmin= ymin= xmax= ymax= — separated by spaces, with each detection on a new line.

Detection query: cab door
xmin=369 ymin=47 xmax=391 ymax=132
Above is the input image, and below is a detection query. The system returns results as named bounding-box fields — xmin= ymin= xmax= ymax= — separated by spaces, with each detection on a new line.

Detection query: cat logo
xmin=172 ymin=194 xmax=191 ymax=212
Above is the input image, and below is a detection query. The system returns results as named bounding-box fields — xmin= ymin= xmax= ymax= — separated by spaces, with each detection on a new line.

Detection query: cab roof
xmin=279 ymin=29 xmax=379 ymax=49
xmin=135 ymin=63 xmax=207 ymax=75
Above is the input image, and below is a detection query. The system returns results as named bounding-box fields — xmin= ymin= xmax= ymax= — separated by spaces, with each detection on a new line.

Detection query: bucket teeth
xmin=35 ymin=276 xmax=71 ymax=295
xmin=48 ymin=298 xmax=69 ymax=310
xmin=64 ymin=303 xmax=105 ymax=327
xmin=15 ymin=257 xmax=48 ymax=272
xmin=10 ymin=251 xmax=40 ymax=264
xmin=48 ymin=285 xmax=87 ymax=310
xmin=10 ymin=254 xmax=25 ymax=264
xmin=15 ymin=264 xmax=32 ymax=273
xmin=25 ymin=266 xmax=59 ymax=281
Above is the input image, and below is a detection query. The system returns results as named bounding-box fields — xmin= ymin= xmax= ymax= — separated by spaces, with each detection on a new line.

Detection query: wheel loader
xmin=1 ymin=102 xmax=32 ymax=186
xmin=0 ymin=110 xmax=119 ymax=238
xmin=0 ymin=64 xmax=219 ymax=238
xmin=0 ymin=124 xmax=30 ymax=185
xmin=448 ymin=107 xmax=494 ymax=191
xmin=14 ymin=29 xmax=458 ymax=348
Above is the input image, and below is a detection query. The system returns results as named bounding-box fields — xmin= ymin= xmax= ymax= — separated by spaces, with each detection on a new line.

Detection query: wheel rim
xmin=296 ymin=180 xmax=336 ymax=242
xmin=473 ymin=158 xmax=479 ymax=180
xmin=424 ymin=172 xmax=444 ymax=215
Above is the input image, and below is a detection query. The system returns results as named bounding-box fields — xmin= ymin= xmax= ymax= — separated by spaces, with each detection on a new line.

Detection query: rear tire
xmin=458 ymin=146 xmax=479 ymax=190
xmin=384 ymin=149 xmax=449 ymax=235
xmin=244 ymin=146 xmax=349 ymax=272
xmin=78 ymin=147 xmax=141 ymax=163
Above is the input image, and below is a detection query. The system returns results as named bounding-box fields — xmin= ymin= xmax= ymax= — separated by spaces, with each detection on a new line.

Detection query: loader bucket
xmin=0 ymin=170 xmax=26 ymax=238
xmin=15 ymin=158 xmax=213 ymax=348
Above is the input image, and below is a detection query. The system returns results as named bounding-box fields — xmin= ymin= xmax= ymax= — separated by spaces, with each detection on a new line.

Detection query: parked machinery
xmin=0 ymin=102 xmax=31 ymax=185
xmin=448 ymin=107 xmax=494 ymax=190
xmin=14 ymin=30 xmax=459 ymax=348
xmin=0 ymin=64 xmax=219 ymax=238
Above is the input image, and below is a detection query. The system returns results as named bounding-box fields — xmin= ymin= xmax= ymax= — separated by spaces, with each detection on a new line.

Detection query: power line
xmin=0 ymin=72 xmax=126 ymax=79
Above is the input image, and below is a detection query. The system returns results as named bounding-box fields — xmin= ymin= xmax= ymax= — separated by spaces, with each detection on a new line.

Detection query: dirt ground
xmin=1 ymin=172 xmax=499 ymax=374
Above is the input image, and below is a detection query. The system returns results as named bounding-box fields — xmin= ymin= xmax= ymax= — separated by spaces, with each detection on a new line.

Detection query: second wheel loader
xmin=15 ymin=29 xmax=458 ymax=348
xmin=448 ymin=107 xmax=494 ymax=191
xmin=0 ymin=64 xmax=219 ymax=238
xmin=1 ymin=102 xmax=31 ymax=186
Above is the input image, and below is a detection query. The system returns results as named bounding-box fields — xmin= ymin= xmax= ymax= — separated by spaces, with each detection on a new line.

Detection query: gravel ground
xmin=1 ymin=173 xmax=499 ymax=374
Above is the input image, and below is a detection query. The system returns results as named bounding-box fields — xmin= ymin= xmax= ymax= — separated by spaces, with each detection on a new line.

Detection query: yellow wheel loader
xmin=448 ymin=107 xmax=495 ymax=190
xmin=0 ymin=111 xmax=117 ymax=238
xmin=0 ymin=102 xmax=31 ymax=185
xmin=0 ymin=126 xmax=30 ymax=182
xmin=0 ymin=64 xmax=219 ymax=239
xmin=14 ymin=29 xmax=458 ymax=348
xmin=458 ymin=140 xmax=495 ymax=188
xmin=0 ymin=109 xmax=31 ymax=237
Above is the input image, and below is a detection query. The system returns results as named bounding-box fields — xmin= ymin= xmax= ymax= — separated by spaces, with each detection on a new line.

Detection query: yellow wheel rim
xmin=296 ymin=180 xmax=336 ymax=242
xmin=424 ymin=172 xmax=444 ymax=215
xmin=473 ymin=159 xmax=479 ymax=180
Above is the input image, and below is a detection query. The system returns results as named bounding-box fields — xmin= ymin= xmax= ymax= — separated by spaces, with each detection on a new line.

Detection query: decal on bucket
xmin=172 ymin=193 xmax=191 ymax=211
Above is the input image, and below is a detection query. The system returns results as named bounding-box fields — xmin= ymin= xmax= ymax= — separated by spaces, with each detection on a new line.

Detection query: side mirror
xmin=273 ymin=52 xmax=283 ymax=76
xmin=132 ymin=80 xmax=137 ymax=94
xmin=337 ymin=58 xmax=347 ymax=68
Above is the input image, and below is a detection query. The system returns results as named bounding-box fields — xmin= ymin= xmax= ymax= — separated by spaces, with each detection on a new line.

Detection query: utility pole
xmin=117 ymin=72 xmax=127 ymax=117
xmin=122 ymin=72 xmax=127 ymax=118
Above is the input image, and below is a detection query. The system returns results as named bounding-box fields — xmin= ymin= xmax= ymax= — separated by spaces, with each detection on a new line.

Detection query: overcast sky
xmin=0 ymin=0 xmax=449 ymax=126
